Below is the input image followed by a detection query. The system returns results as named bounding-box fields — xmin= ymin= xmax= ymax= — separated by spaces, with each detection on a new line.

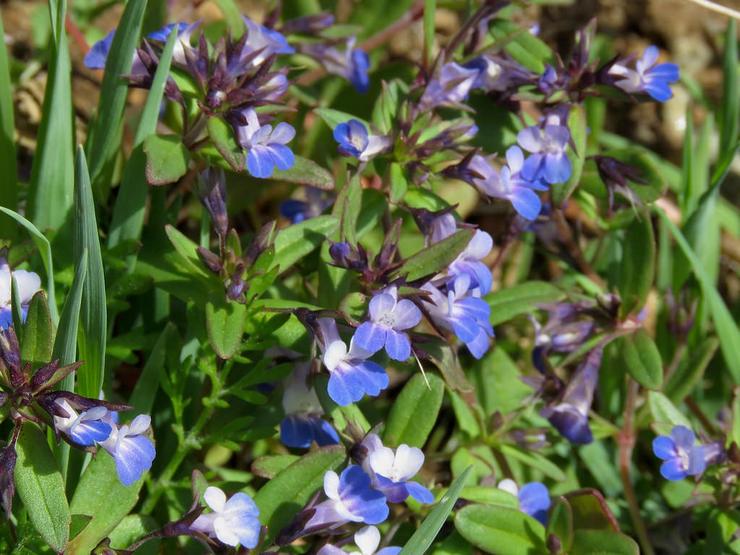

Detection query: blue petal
xmin=327 ymin=370 xmax=361 ymax=406
xmin=542 ymin=153 xmax=571 ymax=184
xmin=660 ymin=458 xmax=687 ymax=481
xmin=451 ymin=315 xmax=480 ymax=343
xmin=652 ymin=435 xmax=676 ymax=461
xmin=315 ymin=418 xmax=341 ymax=446
xmin=114 ymin=435 xmax=156 ymax=486
xmin=510 ymin=187 xmax=542 ymax=221
xmin=456 ymin=296 xmax=491 ymax=323
xmin=670 ymin=426 xmax=696 ymax=450
xmin=84 ymin=31 xmax=116 ymax=70
xmin=69 ymin=421 xmax=112 ymax=447
xmin=406 ymin=481 xmax=435 ymax=504
xmin=280 ymin=415 xmax=314 ymax=448
xmin=247 ymin=146 xmax=275 ymax=178
xmin=340 ymin=466 xmax=389 ymax=524
xmin=521 ymin=153 xmax=544 ymax=181
xmin=350 ymin=50 xmax=370 ymax=93
xmin=280 ymin=199 xmax=309 ymax=223
xmin=644 ymin=82 xmax=673 ymax=102
xmin=518 ymin=482 xmax=550 ymax=524
xmin=384 ymin=330 xmax=411 ymax=361
xmin=546 ymin=405 xmax=593 ymax=444
xmin=268 ymin=143 xmax=295 ymax=171
xmin=353 ymin=322 xmax=387 ymax=355
xmin=354 ymin=360 xmax=389 ymax=397
xmin=464 ymin=327 xmax=491 ymax=359
xmin=147 ymin=22 xmax=188 ymax=41
xmin=0 ymin=308 xmax=13 ymax=330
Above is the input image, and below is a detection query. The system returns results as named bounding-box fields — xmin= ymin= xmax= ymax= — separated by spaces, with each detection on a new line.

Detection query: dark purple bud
xmin=540 ymin=345 xmax=603 ymax=444
xmin=197 ymin=247 xmax=223 ymax=274
xmin=31 ymin=360 xmax=84 ymax=394
xmin=37 ymin=391 xmax=130 ymax=419
xmin=281 ymin=13 xmax=335 ymax=34
xmin=0 ymin=438 xmax=17 ymax=517
xmin=244 ymin=221 xmax=277 ymax=268
xmin=0 ymin=329 xmax=22 ymax=387
xmin=227 ymin=277 xmax=246 ymax=301
xmin=329 ymin=241 xmax=366 ymax=270
xmin=198 ymin=168 xmax=229 ymax=238
xmin=571 ymin=18 xmax=597 ymax=73
xmin=593 ymin=156 xmax=646 ymax=189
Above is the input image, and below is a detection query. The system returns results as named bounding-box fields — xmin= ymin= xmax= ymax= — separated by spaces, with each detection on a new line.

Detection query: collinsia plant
xmin=0 ymin=2 xmax=737 ymax=554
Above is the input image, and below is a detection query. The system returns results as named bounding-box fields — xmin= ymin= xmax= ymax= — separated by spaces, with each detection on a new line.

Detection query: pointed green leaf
xmin=384 ymin=372 xmax=444 ymax=448
xmin=272 ymin=215 xmax=339 ymax=273
xmin=454 ymin=504 xmax=547 ymax=555
xmin=486 ymin=281 xmax=565 ymax=326
xmin=393 ymin=229 xmax=474 ymax=283
xmin=619 ymin=330 xmax=663 ymax=390
xmin=207 ymin=116 xmax=245 ymax=172
xmin=14 ymin=424 xmax=71 ymax=552
xmin=271 ymin=156 xmax=335 ymax=190
xmin=73 ymin=147 xmax=107 ymax=399
xmin=618 ymin=214 xmax=655 ymax=317
xmin=648 ymin=391 xmax=692 ymax=435
xmin=553 ymin=104 xmax=588 ymax=205
xmin=570 ymin=530 xmax=639 ymax=555
xmin=0 ymin=11 xmax=18 ymax=237
xmin=206 ymin=299 xmax=247 ymax=359
xmin=20 ymin=292 xmax=53 ymax=367
xmin=143 ymin=135 xmax=191 ymax=186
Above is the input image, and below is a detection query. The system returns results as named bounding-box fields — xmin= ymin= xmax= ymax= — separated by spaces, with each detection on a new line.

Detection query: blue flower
xmin=280 ymin=365 xmax=339 ymax=449
xmin=517 ymin=124 xmax=572 ymax=184
xmin=315 ymin=37 xmax=370 ymax=92
xmin=420 ymin=62 xmax=479 ymax=110
xmin=465 ymin=55 xmax=533 ymax=93
xmin=470 ymin=147 xmax=548 ymax=221
xmin=0 ymin=259 xmax=41 ymax=330
xmin=100 ymin=415 xmax=156 ymax=486
xmin=318 ymin=526 xmax=401 ymax=555
xmin=305 ymin=466 xmax=389 ymax=531
xmin=652 ymin=426 xmax=710 ymax=481
xmin=361 ymin=434 xmax=434 ymax=504
xmin=498 ymin=479 xmax=551 ymax=525
xmin=422 ymin=275 xmax=493 ymax=359
xmin=447 ymin=230 xmax=494 ymax=295
xmin=240 ymin=16 xmax=295 ymax=66
xmin=280 ymin=188 xmax=333 ymax=223
xmin=609 ymin=46 xmax=679 ymax=102
xmin=84 ymin=31 xmax=115 ymax=69
xmin=236 ymin=108 xmax=296 ymax=178
xmin=333 ymin=119 xmax=390 ymax=161
xmin=353 ymin=286 xmax=422 ymax=361
xmin=190 ymin=486 xmax=261 ymax=548
xmin=318 ymin=318 xmax=389 ymax=406
xmin=52 ymin=399 xmax=112 ymax=447
xmin=145 ymin=22 xmax=191 ymax=42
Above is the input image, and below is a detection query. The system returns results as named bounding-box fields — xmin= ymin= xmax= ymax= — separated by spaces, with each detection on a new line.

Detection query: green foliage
xmin=384 ymin=372 xmax=445 ymax=448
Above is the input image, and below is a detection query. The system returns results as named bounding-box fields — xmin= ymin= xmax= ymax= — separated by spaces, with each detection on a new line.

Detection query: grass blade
xmin=0 ymin=207 xmax=58 ymax=324
xmin=85 ymin=0 xmax=147 ymax=194
xmin=73 ymin=147 xmax=107 ymax=399
xmin=719 ymin=19 xmax=738 ymax=156
xmin=28 ymin=0 xmax=75 ymax=231
xmin=657 ymin=208 xmax=740 ymax=381
xmin=399 ymin=466 xmax=471 ymax=555
xmin=108 ymin=26 xmax=178 ymax=262
xmin=0 ymin=12 xmax=18 ymax=238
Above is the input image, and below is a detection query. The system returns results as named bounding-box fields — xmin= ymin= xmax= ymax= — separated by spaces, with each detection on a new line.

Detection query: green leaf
xmin=619 ymin=330 xmax=663 ymax=390
xmin=28 ymin=0 xmax=74 ymax=231
xmin=373 ymin=80 xmax=402 ymax=134
xmin=207 ymin=116 xmax=245 ymax=172
xmin=53 ymin=249 xmax=87 ymax=369
xmin=129 ymin=323 xmax=178 ymax=414
xmin=400 ymin=467 xmax=471 ymax=555
xmin=252 ymin=455 xmax=300 ymax=479
xmin=271 ymin=156 xmax=335 ymax=190
xmin=564 ymin=489 xmax=620 ymax=532
xmin=85 ymin=0 xmax=147 ymax=190
xmin=394 ymin=229 xmax=474 ymax=283
xmin=0 ymin=11 xmax=18 ymax=237
xmin=389 ymin=162 xmax=409 ymax=203
xmin=454 ymin=504 xmax=547 ymax=555
xmin=719 ymin=19 xmax=738 ymax=157
xmin=108 ymin=514 xmax=159 ymax=552
xmin=213 ymin=0 xmax=246 ymax=37
xmin=384 ymin=372 xmax=444 ymax=448
xmin=500 ymin=444 xmax=567 ymax=482
xmin=486 ymin=281 xmax=565 ymax=326
xmin=349 ymin=0 xmax=415 ymax=38
xmin=648 ymin=391 xmax=692 ymax=435
xmin=20 ymin=292 xmax=53 ymax=367
xmin=489 ymin=19 xmax=555 ymax=74
xmin=548 ymin=497 xmax=574 ymax=551
xmin=337 ymin=175 xmax=362 ymax=245
xmin=73 ymin=147 xmax=107 ymax=399
xmin=0 ymin=207 xmax=58 ymax=324
xmin=423 ymin=0 xmax=436 ymax=68
xmin=553 ymin=104 xmax=588 ymax=205
xmin=14 ymin=424 xmax=71 ymax=552
xmin=206 ymin=299 xmax=247 ymax=359
xmin=618 ymin=214 xmax=655 ymax=317
xmin=459 ymin=486 xmax=519 ymax=507
xmin=665 ymin=337 xmax=718 ymax=402
xmin=314 ymin=107 xmax=369 ymax=129
xmin=271 ymin=215 xmax=339 ymax=273
xmin=143 ymin=135 xmax=191 ymax=185
xmin=108 ymin=26 xmax=179 ymax=257
xmin=163 ymin=224 xmax=212 ymax=280
xmin=67 ymin=451 xmax=147 ymax=555
xmin=254 ymin=446 xmax=346 ymax=542
xmin=657 ymin=208 xmax=740 ymax=380
xmin=570 ymin=530 xmax=639 ymax=555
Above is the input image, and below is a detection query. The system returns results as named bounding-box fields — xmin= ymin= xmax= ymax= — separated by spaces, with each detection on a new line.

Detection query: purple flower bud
xmin=419 ymin=62 xmax=479 ymax=110
xmin=0 ymin=440 xmax=17 ymax=517
xmin=198 ymin=168 xmax=229 ymax=238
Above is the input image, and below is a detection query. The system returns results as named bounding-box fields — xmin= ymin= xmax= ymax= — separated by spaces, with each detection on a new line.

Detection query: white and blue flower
xmin=190 ymin=486 xmax=261 ymax=548
xmin=652 ymin=426 xmax=719 ymax=481
xmin=420 ymin=62 xmax=479 ymax=110
xmin=280 ymin=365 xmax=340 ymax=449
xmin=333 ymin=119 xmax=390 ymax=162
xmin=517 ymin=124 xmax=572 ymax=185
xmin=353 ymin=286 xmax=422 ymax=362
xmin=498 ymin=479 xmax=551 ymax=525
xmin=236 ymin=108 xmax=296 ymax=178
xmin=52 ymin=399 xmax=112 ymax=447
xmin=0 ymin=259 xmax=41 ymax=330
xmin=100 ymin=414 xmax=156 ymax=486
xmin=318 ymin=525 xmax=401 ymax=555
xmin=318 ymin=318 xmax=389 ymax=407
xmin=609 ymin=46 xmax=679 ymax=103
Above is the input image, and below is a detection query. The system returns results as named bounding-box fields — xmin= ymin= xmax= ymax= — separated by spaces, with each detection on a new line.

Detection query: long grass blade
xmin=28 ymin=0 xmax=75 ymax=231
xmin=108 ymin=27 xmax=178 ymax=261
xmin=0 ymin=207 xmax=58 ymax=324
xmin=85 ymin=0 xmax=148 ymax=195
xmin=73 ymin=147 xmax=107 ymax=399
xmin=0 ymin=12 xmax=18 ymax=239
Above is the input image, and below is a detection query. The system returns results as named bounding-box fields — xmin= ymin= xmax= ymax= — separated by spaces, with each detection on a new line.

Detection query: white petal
xmin=14 ymin=270 xmax=41 ymax=304
xmin=127 ymin=414 xmax=151 ymax=435
xmin=368 ymin=446 xmax=396 ymax=478
xmin=393 ymin=444 xmax=424 ymax=480
xmin=355 ymin=525 xmax=381 ymax=555
xmin=324 ymin=470 xmax=341 ymax=500
xmin=270 ymin=122 xmax=296 ymax=145
xmin=497 ymin=478 xmax=519 ymax=496
xmin=213 ymin=515 xmax=240 ymax=546
xmin=323 ymin=340 xmax=348 ymax=372
xmin=204 ymin=486 xmax=227 ymax=513
xmin=318 ymin=318 xmax=341 ymax=348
